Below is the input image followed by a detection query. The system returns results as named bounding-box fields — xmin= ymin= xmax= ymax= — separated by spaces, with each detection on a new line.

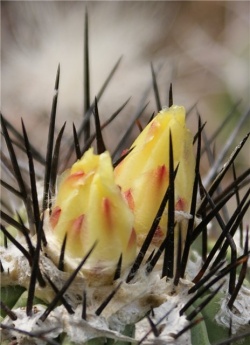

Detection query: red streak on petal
xmin=155 ymin=165 xmax=167 ymax=186
xmin=147 ymin=120 xmax=159 ymax=140
xmin=175 ymin=198 xmax=186 ymax=211
xmin=50 ymin=206 xmax=61 ymax=229
xmin=102 ymin=198 xmax=112 ymax=227
xmin=124 ymin=189 xmax=135 ymax=211
xmin=127 ymin=228 xmax=136 ymax=249
xmin=66 ymin=171 xmax=85 ymax=184
xmin=72 ymin=214 xmax=85 ymax=235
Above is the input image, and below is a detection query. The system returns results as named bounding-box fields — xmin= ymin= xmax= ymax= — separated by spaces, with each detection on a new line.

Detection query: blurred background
xmin=1 ymin=1 xmax=250 ymax=220
xmin=2 ymin=2 xmax=249 ymax=133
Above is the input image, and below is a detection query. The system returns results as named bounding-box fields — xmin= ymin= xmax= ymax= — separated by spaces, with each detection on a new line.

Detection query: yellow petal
xmin=115 ymin=105 xmax=195 ymax=243
xmin=49 ymin=148 xmax=136 ymax=270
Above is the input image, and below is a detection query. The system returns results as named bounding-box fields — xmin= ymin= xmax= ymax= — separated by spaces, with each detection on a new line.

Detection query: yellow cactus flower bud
xmin=47 ymin=148 xmax=136 ymax=272
xmin=114 ymin=105 xmax=195 ymax=244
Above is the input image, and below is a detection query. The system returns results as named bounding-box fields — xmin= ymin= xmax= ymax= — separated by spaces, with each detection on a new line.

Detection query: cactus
xmin=1 ymin=12 xmax=250 ymax=345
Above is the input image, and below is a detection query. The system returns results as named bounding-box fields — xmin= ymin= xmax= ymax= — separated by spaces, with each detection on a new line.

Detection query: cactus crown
xmin=1 ymin=10 xmax=250 ymax=345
